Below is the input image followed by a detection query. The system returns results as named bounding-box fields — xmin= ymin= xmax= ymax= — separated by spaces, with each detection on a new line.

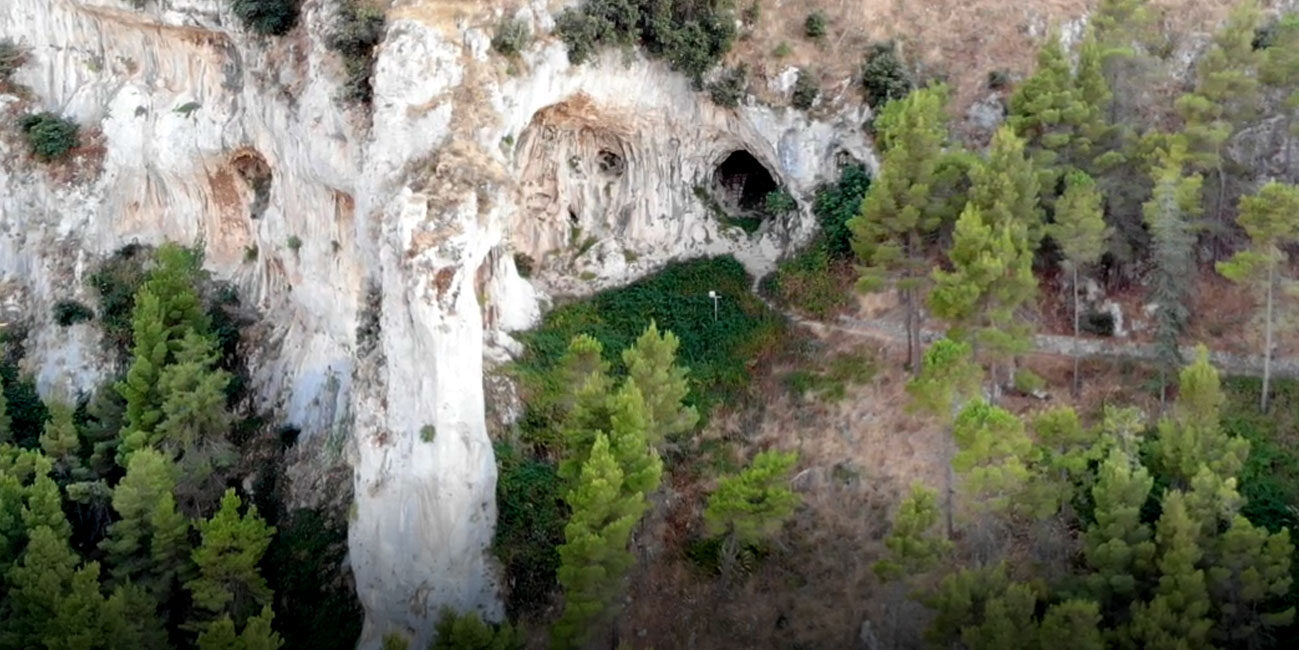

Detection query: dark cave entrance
xmin=713 ymin=150 xmax=777 ymax=212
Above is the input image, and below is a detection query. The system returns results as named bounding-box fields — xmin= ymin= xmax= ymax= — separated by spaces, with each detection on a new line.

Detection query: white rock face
xmin=0 ymin=1 xmax=872 ymax=647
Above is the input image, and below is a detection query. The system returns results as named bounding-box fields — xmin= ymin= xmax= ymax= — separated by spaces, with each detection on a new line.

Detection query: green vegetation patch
xmin=1222 ymin=376 xmax=1299 ymax=535
xmin=19 ymin=112 xmax=79 ymax=162
xmin=493 ymin=441 xmax=567 ymax=618
xmin=514 ymin=256 xmax=784 ymax=429
xmin=229 ymin=0 xmax=300 ymax=36
xmin=555 ymin=0 xmax=737 ymax=86
xmin=52 ymin=300 xmax=94 ymax=327
xmin=327 ymin=1 xmax=385 ymax=105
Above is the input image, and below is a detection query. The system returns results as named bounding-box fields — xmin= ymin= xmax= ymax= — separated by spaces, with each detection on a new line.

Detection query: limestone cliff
xmin=0 ymin=1 xmax=870 ymax=646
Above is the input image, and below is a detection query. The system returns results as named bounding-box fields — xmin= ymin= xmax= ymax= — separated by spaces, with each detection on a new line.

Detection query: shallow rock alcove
xmin=712 ymin=149 xmax=777 ymax=212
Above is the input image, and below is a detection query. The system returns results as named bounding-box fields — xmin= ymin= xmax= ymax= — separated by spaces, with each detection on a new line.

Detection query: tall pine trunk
xmin=905 ymin=230 xmax=923 ymax=375
xmin=1072 ymin=265 xmax=1082 ymax=398
xmin=1263 ymin=262 xmax=1275 ymax=412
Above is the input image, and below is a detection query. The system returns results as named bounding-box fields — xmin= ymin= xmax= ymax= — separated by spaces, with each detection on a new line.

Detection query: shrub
xmin=764 ymin=189 xmax=797 ymax=216
xmin=742 ymin=2 xmax=761 ymax=26
xmin=0 ymin=39 xmax=28 ymax=88
xmin=19 ymin=112 xmax=79 ymax=161
xmin=432 ymin=610 xmax=524 ymax=650
xmin=52 ymin=300 xmax=94 ymax=327
xmin=1 ymin=334 xmax=49 ymax=449
xmin=804 ymin=11 xmax=828 ymax=39
xmin=513 ymin=252 xmax=534 ymax=279
xmin=420 ymin=424 xmax=436 ymax=443
xmin=244 ymin=244 xmax=259 ymax=263
xmin=262 ymin=509 xmax=363 ymax=649
xmin=555 ymin=0 xmax=737 ymax=86
xmin=287 ymin=235 xmax=302 ymax=252
xmin=861 ymin=41 xmax=913 ymax=107
xmin=328 ymin=1 xmax=386 ymax=105
xmin=765 ymin=244 xmax=848 ymax=318
xmin=791 ymin=70 xmax=819 ymax=110
xmin=1013 ymin=369 xmax=1046 ymax=395
xmin=493 ymin=442 xmax=566 ymax=617
xmin=987 ymin=68 xmax=1012 ymax=90
xmin=229 ymin=0 xmax=300 ymax=36
xmin=491 ymin=17 xmax=530 ymax=57
xmin=813 ymin=163 xmax=871 ymax=257
xmin=88 ymin=244 xmax=152 ymax=358
xmin=774 ymin=41 xmax=792 ymax=58
xmin=708 ymin=64 xmax=747 ymax=108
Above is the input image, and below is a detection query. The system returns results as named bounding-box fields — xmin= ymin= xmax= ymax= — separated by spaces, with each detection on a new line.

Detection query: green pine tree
xmin=1037 ymin=599 xmax=1103 ymax=650
xmin=432 ymin=609 xmax=525 ymax=650
xmin=874 ymin=483 xmax=951 ymax=581
xmin=950 ymin=400 xmax=1034 ymax=516
xmin=958 ymin=582 xmax=1040 ymax=650
xmin=552 ymin=433 xmax=641 ymax=649
xmin=116 ymin=243 xmax=210 ymax=465
xmin=186 ymin=488 xmax=275 ymax=631
xmin=39 ymin=401 xmax=81 ymax=478
xmin=101 ymin=446 xmax=191 ymax=601
xmin=101 ymin=582 xmax=170 ymax=649
xmin=931 ymin=133 xmax=1039 ymax=400
xmin=1176 ymin=0 xmax=1261 ymax=225
xmin=154 ymin=331 xmax=236 ymax=515
xmin=1026 ymin=406 xmax=1098 ymax=519
xmin=1048 ymin=172 xmax=1110 ymax=396
xmin=603 ymin=382 xmax=663 ymax=499
xmin=1085 ymin=448 xmax=1156 ymax=608
xmin=620 ymin=321 xmax=698 ymax=446
xmin=906 ymin=338 xmax=984 ymax=420
xmin=1206 ymin=515 xmax=1294 ymax=644
xmin=1129 ymin=490 xmax=1214 ymax=650
xmin=703 ymin=449 xmax=800 ymax=548
xmin=196 ymin=606 xmax=284 ymax=650
xmin=1009 ymin=30 xmax=1091 ymax=187
xmin=925 ymin=563 xmax=1017 ymax=647
xmin=847 ymin=85 xmax=956 ymax=373
xmin=1217 ymin=182 xmax=1299 ymax=411
xmin=1143 ymin=144 xmax=1202 ymax=403
xmin=1154 ymin=346 xmax=1250 ymax=486
xmin=1 ymin=525 xmax=106 ymax=649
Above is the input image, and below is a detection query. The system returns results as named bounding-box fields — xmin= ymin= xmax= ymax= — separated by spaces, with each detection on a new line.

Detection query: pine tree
xmin=620 ymin=321 xmax=698 ymax=446
xmin=925 ymin=563 xmax=1015 ymax=646
xmin=1176 ymin=0 xmax=1261 ymax=226
xmin=1129 ymin=490 xmax=1214 ymax=650
xmin=196 ymin=606 xmax=284 ymax=650
xmin=155 ymin=330 xmax=236 ymax=515
xmin=906 ymin=337 xmax=984 ymax=420
xmin=552 ymin=434 xmax=641 ymax=649
xmin=874 ymin=483 xmax=951 ymax=580
xmin=1 ymin=525 xmax=106 ymax=649
xmin=1261 ymin=14 xmax=1299 ymax=181
xmin=603 ymin=382 xmax=663 ymax=499
xmin=958 ymin=582 xmax=1040 ymax=650
xmin=101 ymin=446 xmax=191 ymax=601
xmin=950 ymin=399 xmax=1034 ymax=516
xmin=1154 ymin=346 xmax=1249 ymax=486
xmin=432 ymin=609 xmax=525 ymax=650
xmin=932 ymin=133 xmax=1040 ymax=399
xmin=1144 ymin=144 xmax=1202 ymax=402
xmin=116 ymin=243 xmax=210 ymax=465
xmin=1085 ymin=448 xmax=1156 ymax=608
xmin=847 ymin=85 xmax=955 ymax=373
xmin=1217 ymin=182 xmax=1299 ymax=412
xmin=703 ymin=449 xmax=800 ymax=548
xmin=1206 ymin=516 xmax=1294 ymax=644
xmin=1026 ymin=406 xmax=1098 ymax=519
xmin=39 ymin=401 xmax=81 ymax=478
xmin=1037 ymin=599 xmax=1103 ymax=650
xmin=1048 ymin=172 xmax=1110 ymax=396
xmin=186 ymin=488 xmax=275 ymax=630
xmin=101 ymin=582 xmax=169 ymax=648
xmin=1091 ymin=0 xmax=1157 ymax=126
xmin=1008 ymin=30 xmax=1089 ymax=186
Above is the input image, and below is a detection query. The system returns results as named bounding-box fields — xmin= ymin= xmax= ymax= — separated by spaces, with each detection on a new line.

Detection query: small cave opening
xmin=712 ymin=150 xmax=777 ymax=211
xmin=230 ymin=148 xmax=272 ymax=220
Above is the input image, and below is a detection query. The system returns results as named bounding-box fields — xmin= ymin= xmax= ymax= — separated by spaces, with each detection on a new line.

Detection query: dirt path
xmin=777 ymin=306 xmax=1297 ymax=379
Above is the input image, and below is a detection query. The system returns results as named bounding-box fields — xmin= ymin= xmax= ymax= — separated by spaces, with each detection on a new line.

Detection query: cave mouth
xmin=713 ymin=150 xmax=777 ymax=212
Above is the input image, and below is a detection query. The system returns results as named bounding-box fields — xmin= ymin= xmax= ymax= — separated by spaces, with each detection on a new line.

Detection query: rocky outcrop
xmin=0 ymin=1 xmax=871 ymax=647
